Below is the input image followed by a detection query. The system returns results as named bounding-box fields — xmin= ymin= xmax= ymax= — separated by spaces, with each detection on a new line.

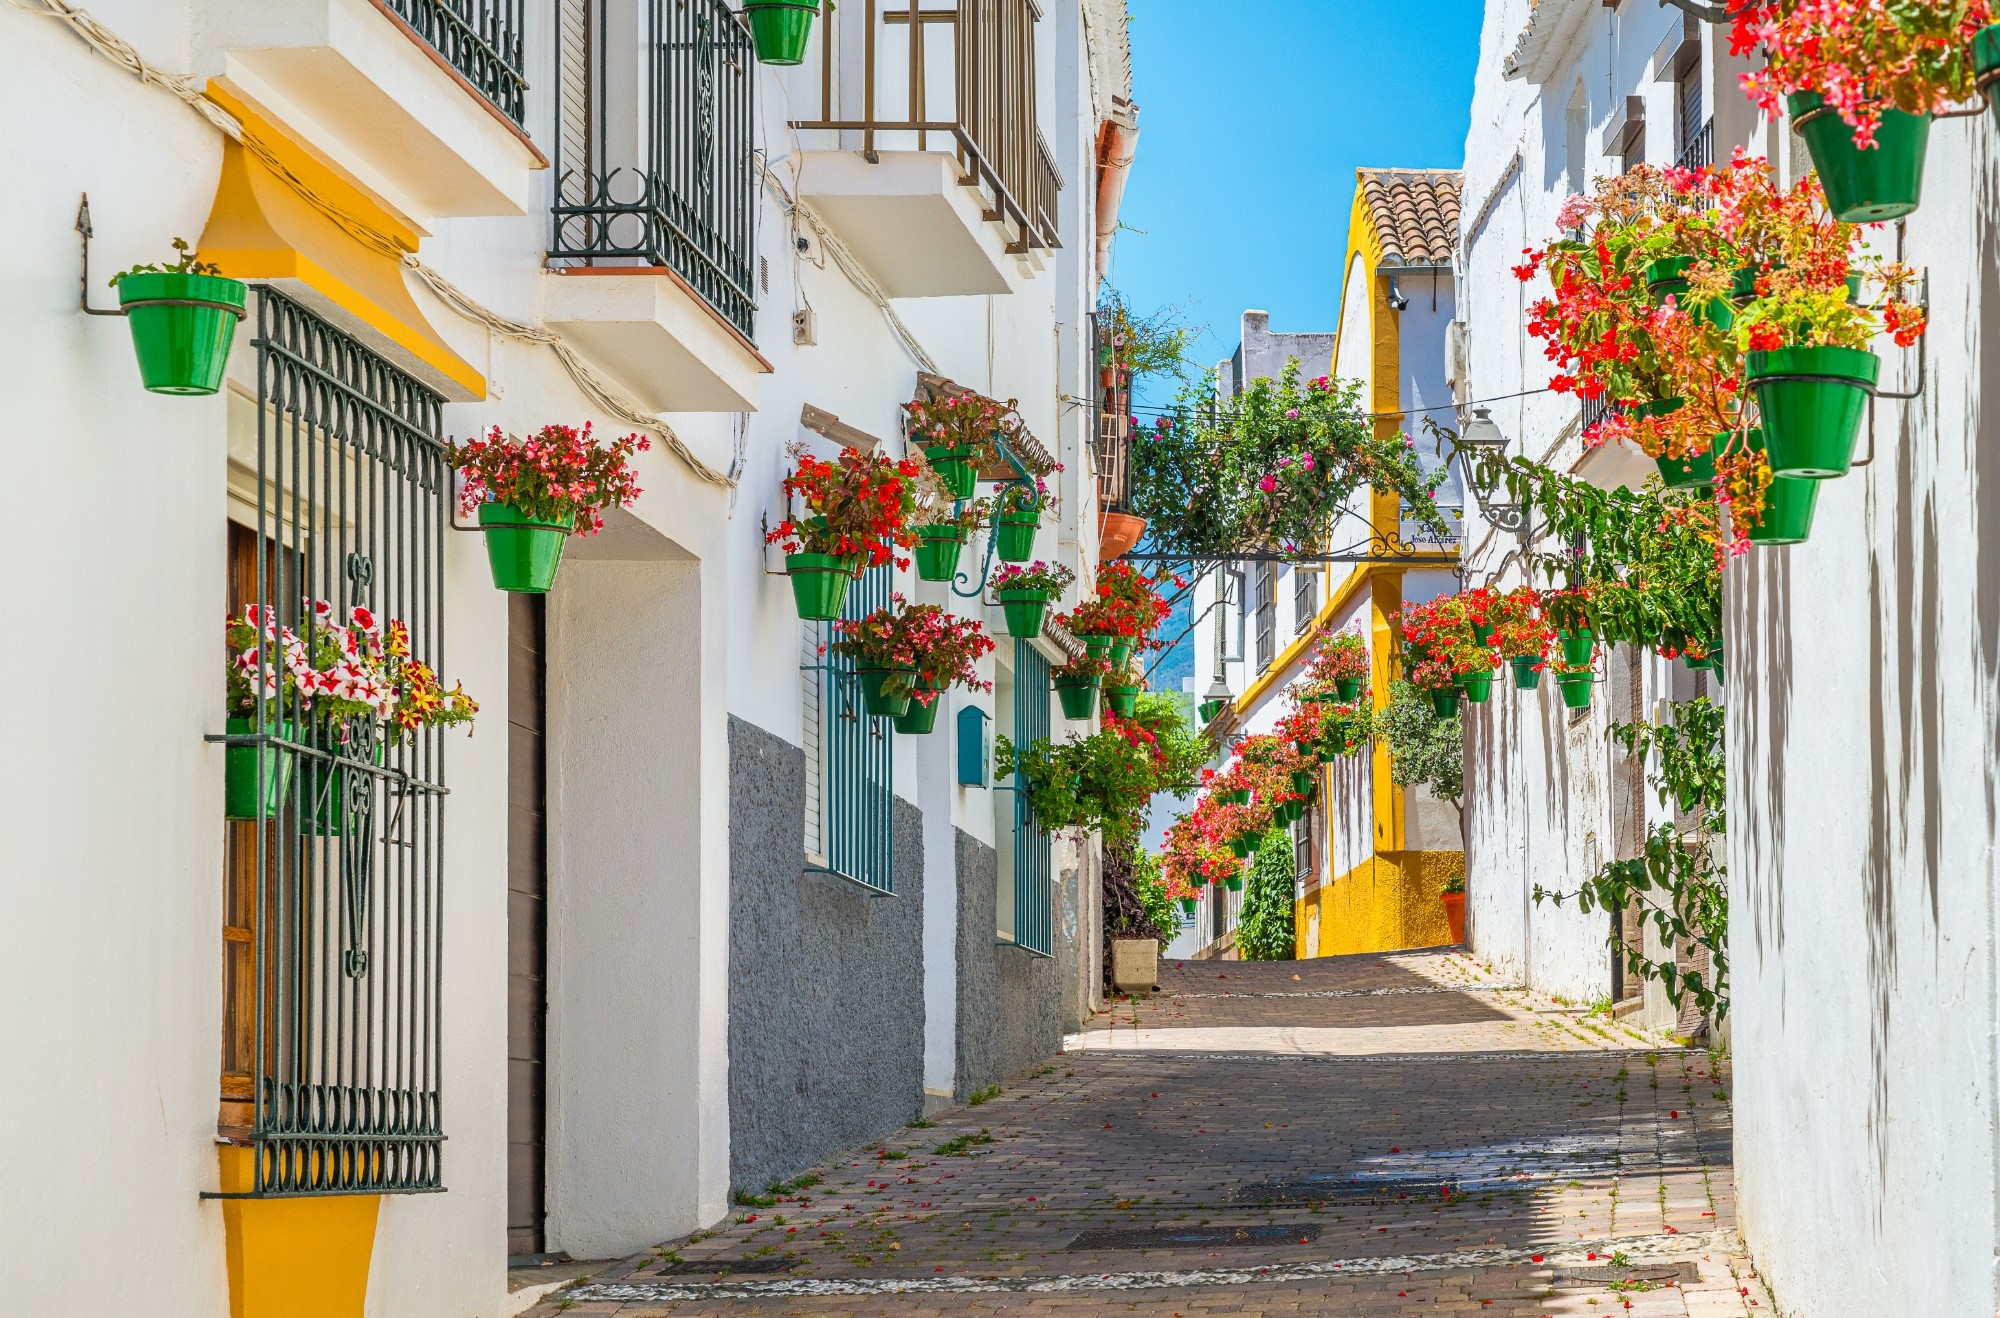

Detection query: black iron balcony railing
xmin=549 ymin=0 xmax=759 ymax=339
xmin=1676 ymin=117 xmax=1714 ymax=172
xmin=794 ymin=0 xmax=1063 ymax=254
xmin=385 ymin=0 xmax=527 ymax=124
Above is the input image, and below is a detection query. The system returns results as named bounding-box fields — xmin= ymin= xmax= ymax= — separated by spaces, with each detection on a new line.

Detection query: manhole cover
xmin=655 ymin=1255 xmax=801 ymax=1275
xmin=1233 ymin=1173 xmax=1460 ymax=1205
xmin=1551 ymin=1262 xmax=1698 ymax=1287
xmin=1067 ymin=1224 xmax=1323 ymax=1251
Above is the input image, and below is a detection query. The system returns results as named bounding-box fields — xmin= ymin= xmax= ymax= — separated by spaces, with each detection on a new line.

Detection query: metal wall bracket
xmin=75 ymin=194 xmax=126 ymax=317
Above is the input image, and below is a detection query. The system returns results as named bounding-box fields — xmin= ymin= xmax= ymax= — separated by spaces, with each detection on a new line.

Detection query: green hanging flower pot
xmin=787 ymin=552 xmax=856 ymax=620
xmin=893 ymin=683 xmax=945 ymax=734
xmin=997 ymin=587 xmax=1053 ymax=638
xmin=1219 ymin=788 xmax=1250 ymax=806
xmin=1655 ymin=445 xmax=1716 ymax=491
xmin=117 ymin=271 xmax=248 ymax=395
xmin=1108 ymin=638 xmax=1136 ymax=669
xmin=1556 ymin=671 xmax=1594 ymax=710
xmin=1179 ymin=897 xmax=1197 ymax=916
xmin=1290 ymin=769 xmax=1315 ymax=796
xmin=1198 ymin=697 xmax=1227 ymax=724
xmin=224 ymin=716 xmax=297 ymax=821
xmin=740 ymin=0 xmax=819 ymax=66
xmin=1106 ymin=683 xmax=1140 ymax=718
xmin=1747 ymin=345 xmax=1881 ymax=479
xmin=1429 ymin=689 xmax=1461 ymax=719
xmin=1227 ymin=839 xmax=1253 ymax=860
xmin=1744 ymin=429 xmax=1821 ymax=545
xmin=914 ymin=527 xmax=968 ymax=583
xmin=994 ymin=512 xmax=1039 ymax=563
xmin=1558 ymin=628 xmax=1595 ymax=666
xmin=1054 ymin=675 xmax=1101 ymax=721
xmin=1646 ymin=257 xmax=1734 ymax=330
xmin=1510 ymin=655 xmax=1544 ymax=690
xmin=858 ymin=667 xmax=915 ymax=719
xmin=479 ymin=502 xmax=574 ymax=593
xmin=1225 ymin=875 xmax=1245 ymax=891
xmin=1460 ymin=671 xmax=1494 ymax=704
xmin=1334 ymin=676 xmax=1365 ymax=701
xmin=1788 ymin=91 xmax=1930 ymax=223
xmin=1083 ymin=635 xmax=1113 ymax=662
xmin=931 ymin=457 xmax=978 ymax=501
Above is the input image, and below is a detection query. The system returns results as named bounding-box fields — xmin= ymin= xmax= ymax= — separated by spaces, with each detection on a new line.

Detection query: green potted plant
xmin=993 ymin=475 xmax=1058 ymax=563
xmin=229 ymin=600 xmax=477 ymax=831
xmin=879 ymin=603 xmax=995 ymax=734
xmin=109 ymin=239 xmax=247 ymax=396
xmin=1052 ymin=653 xmax=1110 ymax=721
xmin=1735 ymin=217 xmax=1926 ymax=479
xmin=913 ymin=496 xmax=990 ymax=584
xmin=766 ymin=444 xmax=922 ymax=620
xmin=1721 ymin=428 xmax=1822 ymax=546
xmin=1539 ymin=587 xmax=1597 ymax=667
xmin=1489 ymin=586 xmax=1552 ymax=691
xmin=1104 ymin=662 xmax=1143 ymax=718
xmin=904 ymin=391 xmax=1018 ymax=500
xmin=448 ymin=423 xmax=649 ymax=594
xmin=1735 ymin=0 xmax=1990 ymax=221
xmin=738 ymin=0 xmax=820 ymax=66
xmin=1552 ymin=657 xmax=1595 ymax=710
xmin=1305 ymin=627 xmax=1371 ymax=702
xmin=991 ymin=560 xmax=1074 ymax=639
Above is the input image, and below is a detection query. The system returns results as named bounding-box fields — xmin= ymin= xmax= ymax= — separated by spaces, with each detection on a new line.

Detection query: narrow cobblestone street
xmin=521 ymin=951 xmax=1761 ymax=1317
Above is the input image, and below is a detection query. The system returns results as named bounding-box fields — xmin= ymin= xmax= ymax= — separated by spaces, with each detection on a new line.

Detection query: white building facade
xmin=0 ymin=0 xmax=1133 ymax=1312
xmin=1459 ymin=2 xmax=2000 ymax=1314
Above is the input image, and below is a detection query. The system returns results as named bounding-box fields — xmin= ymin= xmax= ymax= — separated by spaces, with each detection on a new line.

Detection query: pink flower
xmin=1258 ymin=475 xmax=1278 ymax=493
xmin=1284 ymin=408 xmax=1300 ymax=419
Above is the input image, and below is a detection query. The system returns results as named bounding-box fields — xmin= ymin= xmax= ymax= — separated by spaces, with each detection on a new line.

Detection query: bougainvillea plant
xmin=228 ymin=601 xmax=478 ymax=743
xmin=1731 ymin=0 xmax=1993 ymax=145
xmin=991 ymin=560 xmax=1077 ymax=596
xmin=449 ymin=423 xmax=648 ymax=534
xmin=829 ymin=600 xmax=996 ymax=704
xmin=765 ymin=444 xmax=922 ymax=568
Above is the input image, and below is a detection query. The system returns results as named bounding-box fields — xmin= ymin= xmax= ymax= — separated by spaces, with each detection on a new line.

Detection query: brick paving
xmin=523 ymin=950 xmax=1761 ymax=1318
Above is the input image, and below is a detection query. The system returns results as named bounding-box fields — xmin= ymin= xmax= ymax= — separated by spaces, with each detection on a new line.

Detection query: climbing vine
xmin=1534 ymin=698 xmax=1728 ymax=1020
xmin=1235 ymin=830 xmax=1298 ymax=961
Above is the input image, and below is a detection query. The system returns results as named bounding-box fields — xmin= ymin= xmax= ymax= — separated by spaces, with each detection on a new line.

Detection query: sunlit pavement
xmin=521 ymin=950 xmax=1766 ymax=1317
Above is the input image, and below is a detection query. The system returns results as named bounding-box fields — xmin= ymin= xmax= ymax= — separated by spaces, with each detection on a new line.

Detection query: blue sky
xmin=1109 ymin=1 xmax=1486 ymax=370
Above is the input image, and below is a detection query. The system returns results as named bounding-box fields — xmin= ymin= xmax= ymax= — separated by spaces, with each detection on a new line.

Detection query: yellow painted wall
xmin=217 ymin=1146 xmax=380 ymax=1318
xmin=1295 ymin=850 xmax=1465 ymax=958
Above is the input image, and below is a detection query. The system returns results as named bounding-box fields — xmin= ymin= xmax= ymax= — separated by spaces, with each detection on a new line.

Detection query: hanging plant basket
xmin=1219 ymin=788 xmax=1250 ymax=806
xmin=1108 ymin=638 xmax=1136 ymax=669
xmin=1225 ymin=875 xmax=1245 ymax=891
xmin=117 ymin=271 xmax=248 ymax=396
xmin=1198 ymin=697 xmax=1227 ymax=724
xmin=914 ymin=527 xmax=968 ymax=583
xmin=479 ymin=502 xmax=574 ymax=593
xmin=1747 ymin=345 xmax=1880 ymax=478
xmin=1289 ymin=768 xmax=1315 ymax=796
xmin=224 ymin=717 xmax=297 ymax=821
xmin=1655 ymin=445 xmax=1716 ymax=491
xmin=1334 ymin=676 xmax=1365 ymax=701
xmin=994 ymin=512 xmax=1039 ymax=563
xmin=739 ymin=0 xmax=819 ymax=66
xmin=787 ymin=552 xmax=857 ymax=620
xmin=1558 ymin=628 xmax=1595 ymax=666
xmin=857 ymin=667 xmax=915 ymax=719
xmin=1744 ymin=429 xmax=1821 ymax=545
xmin=1556 ymin=672 xmax=1594 ymax=710
xmin=1429 ymin=689 xmax=1461 ymax=719
xmin=1178 ymin=897 xmax=1197 ymax=916
xmin=893 ymin=685 xmax=945 ymax=735
xmin=997 ymin=587 xmax=1053 ymax=638
xmin=1054 ymin=675 xmax=1101 ymax=721
xmin=924 ymin=445 xmax=979 ymax=501
xmin=1227 ymin=838 xmax=1254 ymax=860
xmin=1460 ymin=671 xmax=1494 ymax=704
xmin=1788 ymin=92 xmax=1931 ymax=223
xmin=1510 ymin=656 xmax=1544 ymax=690
xmin=1646 ymin=257 xmax=1734 ymax=330
xmin=1083 ymin=635 xmax=1113 ymax=661
xmin=1106 ymin=683 xmax=1140 ymax=718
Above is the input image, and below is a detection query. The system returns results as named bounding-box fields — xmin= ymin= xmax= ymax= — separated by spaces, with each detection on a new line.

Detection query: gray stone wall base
xmin=726 ymin=716 xmax=925 ymax=1195
xmin=953 ymin=829 xmax=1062 ymax=1097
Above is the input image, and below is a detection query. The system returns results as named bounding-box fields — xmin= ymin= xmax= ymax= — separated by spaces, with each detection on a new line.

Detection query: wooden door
xmin=507 ymin=594 xmax=550 ymax=1257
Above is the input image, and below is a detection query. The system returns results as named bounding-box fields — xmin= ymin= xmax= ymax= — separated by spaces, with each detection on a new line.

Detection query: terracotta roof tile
xmin=1358 ymin=169 xmax=1463 ymax=265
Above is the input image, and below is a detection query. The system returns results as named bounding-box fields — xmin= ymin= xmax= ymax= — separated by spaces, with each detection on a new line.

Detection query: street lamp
xmin=1456 ymin=406 xmax=1528 ymax=534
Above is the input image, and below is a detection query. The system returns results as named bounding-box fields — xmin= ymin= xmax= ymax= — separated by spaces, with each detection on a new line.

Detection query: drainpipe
xmin=1094 ymin=108 xmax=1141 ymax=285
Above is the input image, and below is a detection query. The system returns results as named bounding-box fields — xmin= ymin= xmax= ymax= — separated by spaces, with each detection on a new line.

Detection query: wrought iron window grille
xmin=385 ymin=0 xmax=528 ymax=124
xmin=549 ymin=0 xmax=759 ymax=339
xmin=803 ymin=568 xmax=896 ymax=895
xmin=1008 ymin=640 xmax=1054 ymax=957
xmin=204 ymin=287 xmax=451 ymax=1199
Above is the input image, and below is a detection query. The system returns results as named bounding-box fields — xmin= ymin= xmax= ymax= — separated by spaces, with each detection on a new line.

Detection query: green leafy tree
xmin=1235 ymin=831 xmax=1297 ymax=961
xmin=1097 ymin=290 xmax=1200 ymax=382
xmin=1377 ymin=680 xmax=1463 ymax=807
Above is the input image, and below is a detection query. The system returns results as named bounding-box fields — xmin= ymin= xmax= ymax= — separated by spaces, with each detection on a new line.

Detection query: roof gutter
xmin=1094 ymin=105 xmax=1140 ymax=285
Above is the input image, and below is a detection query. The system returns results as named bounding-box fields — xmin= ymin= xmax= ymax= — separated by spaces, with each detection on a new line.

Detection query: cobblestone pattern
xmin=528 ymin=950 xmax=1752 ymax=1318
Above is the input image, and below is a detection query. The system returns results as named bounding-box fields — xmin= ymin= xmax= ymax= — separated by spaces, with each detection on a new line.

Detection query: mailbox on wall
xmin=956 ymin=705 xmax=989 ymax=787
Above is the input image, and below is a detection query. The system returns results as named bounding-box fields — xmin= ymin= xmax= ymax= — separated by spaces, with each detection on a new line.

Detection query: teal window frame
xmin=807 ymin=566 xmax=895 ymax=895
xmin=1009 ymin=640 xmax=1053 ymax=956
